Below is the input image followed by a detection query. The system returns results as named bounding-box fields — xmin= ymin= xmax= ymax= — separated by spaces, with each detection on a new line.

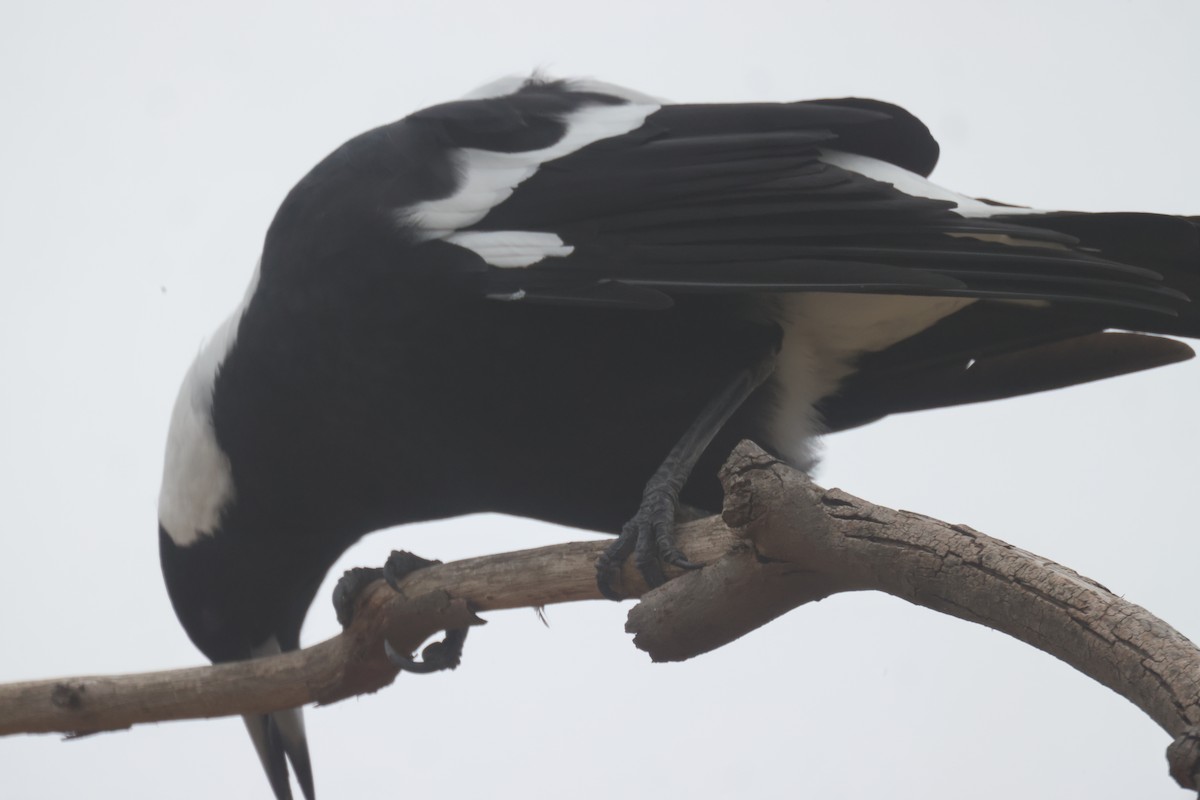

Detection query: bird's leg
xmin=595 ymin=350 xmax=778 ymax=600
xmin=332 ymin=550 xmax=469 ymax=674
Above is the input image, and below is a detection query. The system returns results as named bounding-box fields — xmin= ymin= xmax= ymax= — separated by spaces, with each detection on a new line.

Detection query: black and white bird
xmin=158 ymin=76 xmax=1199 ymax=800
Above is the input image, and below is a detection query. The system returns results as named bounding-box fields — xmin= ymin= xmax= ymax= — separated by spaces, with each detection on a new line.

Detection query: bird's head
xmin=158 ymin=295 xmax=317 ymax=800
xmin=159 ymin=519 xmax=317 ymax=800
xmin=158 ymin=287 xmax=271 ymax=662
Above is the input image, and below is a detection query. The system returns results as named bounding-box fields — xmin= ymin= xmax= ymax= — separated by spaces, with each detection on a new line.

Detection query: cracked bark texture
xmin=628 ymin=441 xmax=1200 ymax=791
xmin=2 ymin=441 xmax=1198 ymax=790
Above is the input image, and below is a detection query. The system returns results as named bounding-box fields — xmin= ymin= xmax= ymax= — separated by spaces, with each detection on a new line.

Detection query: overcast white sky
xmin=2 ymin=1 xmax=1199 ymax=798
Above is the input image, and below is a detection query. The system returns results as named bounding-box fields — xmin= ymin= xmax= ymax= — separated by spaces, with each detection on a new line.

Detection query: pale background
xmin=2 ymin=1 xmax=1199 ymax=798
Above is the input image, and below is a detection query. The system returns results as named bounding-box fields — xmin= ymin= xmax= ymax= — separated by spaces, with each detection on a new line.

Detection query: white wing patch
xmin=404 ymin=96 xmax=659 ymax=240
xmin=819 ymin=150 xmax=1044 ymax=219
xmin=764 ymin=292 xmax=975 ymax=470
xmin=158 ymin=263 xmax=261 ymax=547
xmin=445 ymin=230 xmax=574 ymax=267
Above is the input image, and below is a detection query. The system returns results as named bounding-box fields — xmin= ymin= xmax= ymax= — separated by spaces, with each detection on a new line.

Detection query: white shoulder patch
xmin=818 ymin=150 xmax=1044 ymax=219
xmin=404 ymin=94 xmax=659 ymax=239
xmin=444 ymin=230 xmax=573 ymax=267
xmin=158 ymin=263 xmax=261 ymax=547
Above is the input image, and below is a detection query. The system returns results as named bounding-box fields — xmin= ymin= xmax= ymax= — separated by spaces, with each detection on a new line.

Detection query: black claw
xmin=385 ymin=627 xmax=468 ymax=674
xmin=595 ymin=491 xmax=706 ymax=597
xmin=596 ymin=528 xmax=639 ymax=601
xmin=384 ymin=640 xmax=427 ymax=672
xmin=663 ymin=552 xmax=702 ymax=571
xmin=595 ymin=569 xmax=624 ymax=602
xmin=634 ymin=525 xmax=668 ymax=588
xmin=656 ymin=531 xmax=701 ymax=571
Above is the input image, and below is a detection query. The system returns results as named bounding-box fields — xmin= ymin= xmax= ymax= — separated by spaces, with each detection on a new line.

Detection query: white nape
xmin=158 ymin=263 xmax=261 ymax=546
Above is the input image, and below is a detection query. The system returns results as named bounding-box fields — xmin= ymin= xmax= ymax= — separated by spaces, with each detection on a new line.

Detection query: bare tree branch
xmin=2 ymin=441 xmax=1198 ymax=790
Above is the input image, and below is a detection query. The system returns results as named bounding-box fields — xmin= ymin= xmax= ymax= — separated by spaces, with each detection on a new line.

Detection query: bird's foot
xmin=595 ymin=487 xmax=701 ymax=600
xmin=593 ymin=353 xmax=777 ymax=600
xmin=332 ymin=566 xmax=387 ymax=628
xmin=381 ymin=549 xmax=442 ymax=592
xmin=333 ymin=551 xmax=445 ymax=627
xmin=380 ymin=550 xmax=468 ymax=674
xmin=332 ymin=551 xmax=469 ymax=674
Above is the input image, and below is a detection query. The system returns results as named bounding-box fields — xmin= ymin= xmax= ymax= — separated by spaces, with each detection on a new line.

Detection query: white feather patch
xmin=404 ymin=98 xmax=659 ymax=238
xmin=158 ymin=263 xmax=260 ymax=547
xmin=764 ymin=292 xmax=975 ymax=470
xmin=818 ymin=150 xmax=1044 ymax=219
xmin=446 ymin=230 xmax=574 ymax=267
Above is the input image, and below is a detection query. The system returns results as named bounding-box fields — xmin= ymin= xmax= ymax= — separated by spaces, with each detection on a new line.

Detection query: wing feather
xmin=389 ymin=79 xmax=1194 ymax=334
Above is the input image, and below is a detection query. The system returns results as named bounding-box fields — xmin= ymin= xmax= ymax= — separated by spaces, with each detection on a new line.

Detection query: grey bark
xmin=2 ymin=441 xmax=1197 ymax=790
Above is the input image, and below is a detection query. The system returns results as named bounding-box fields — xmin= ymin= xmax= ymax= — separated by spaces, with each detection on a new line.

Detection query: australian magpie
xmin=158 ymin=75 xmax=1200 ymax=800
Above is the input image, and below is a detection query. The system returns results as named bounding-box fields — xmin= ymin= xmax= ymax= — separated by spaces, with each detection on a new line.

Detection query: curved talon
xmin=595 ymin=568 xmax=625 ymax=601
xmin=663 ymin=552 xmax=702 ymax=571
xmin=595 ymin=570 xmax=625 ymax=602
xmin=385 ymin=627 xmax=468 ymax=674
xmin=385 ymin=639 xmax=434 ymax=673
xmin=597 ymin=505 xmax=704 ymax=597
xmin=656 ymin=528 xmax=701 ymax=571
xmin=596 ymin=532 xmax=638 ymax=600
xmin=634 ymin=529 xmax=668 ymax=588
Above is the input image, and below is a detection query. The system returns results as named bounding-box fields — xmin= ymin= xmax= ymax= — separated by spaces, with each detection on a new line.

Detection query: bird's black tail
xmin=820 ymin=210 xmax=1200 ymax=432
xmin=245 ymin=709 xmax=315 ymax=800
xmin=1014 ymin=211 xmax=1200 ymax=338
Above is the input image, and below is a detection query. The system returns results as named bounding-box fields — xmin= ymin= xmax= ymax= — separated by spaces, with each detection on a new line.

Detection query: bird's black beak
xmin=244 ymin=708 xmax=315 ymax=800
